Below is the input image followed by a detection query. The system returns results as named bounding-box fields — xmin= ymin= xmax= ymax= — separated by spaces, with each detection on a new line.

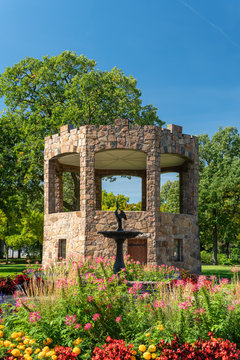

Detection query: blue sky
xmin=0 ymin=0 xmax=239 ymax=202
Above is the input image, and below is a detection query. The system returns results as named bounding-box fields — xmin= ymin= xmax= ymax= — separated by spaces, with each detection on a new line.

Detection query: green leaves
xmin=198 ymin=127 xmax=240 ymax=262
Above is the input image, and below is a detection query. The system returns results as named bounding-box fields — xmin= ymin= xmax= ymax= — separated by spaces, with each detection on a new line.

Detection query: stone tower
xmin=43 ymin=119 xmax=201 ymax=274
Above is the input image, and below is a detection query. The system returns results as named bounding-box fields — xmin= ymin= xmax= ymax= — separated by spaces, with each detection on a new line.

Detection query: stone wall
xmin=43 ymin=119 xmax=201 ymax=274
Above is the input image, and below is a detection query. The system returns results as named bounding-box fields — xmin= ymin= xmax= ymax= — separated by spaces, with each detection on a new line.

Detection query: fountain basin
xmin=98 ymin=231 xmax=142 ymax=239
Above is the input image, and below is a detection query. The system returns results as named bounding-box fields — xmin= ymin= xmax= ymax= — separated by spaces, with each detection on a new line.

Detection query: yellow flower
xmin=74 ymin=338 xmax=82 ymax=345
xmin=4 ymin=340 xmax=12 ymax=347
xmin=38 ymin=353 xmax=44 ymax=359
xmin=0 ymin=340 xmax=3 ymax=346
xmin=16 ymin=337 xmax=22 ymax=342
xmin=148 ymin=345 xmax=156 ymax=353
xmin=131 ymin=357 xmax=136 ymax=360
xmin=43 ymin=338 xmax=52 ymax=345
xmin=24 ymin=356 xmax=33 ymax=360
xmin=151 ymin=353 xmax=157 ymax=359
xmin=42 ymin=346 xmax=50 ymax=353
xmin=72 ymin=347 xmax=81 ymax=355
xmin=29 ymin=339 xmax=36 ymax=345
xmin=18 ymin=345 xmax=26 ymax=350
xmin=0 ymin=330 xmax=4 ymax=338
xmin=139 ymin=344 xmax=147 ymax=352
xmin=52 ymin=356 xmax=57 ymax=360
xmin=11 ymin=349 xmax=21 ymax=357
xmin=25 ymin=347 xmax=33 ymax=354
xmin=0 ymin=325 xmax=4 ymax=330
xmin=35 ymin=349 xmax=41 ymax=354
xmin=48 ymin=351 xmax=56 ymax=356
xmin=157 ymin=324 xmax=164 ymax=331
xmin=131 ymin=350 xmax=137 ymax=355
xmin=143 ymin=351 xmax=152 ymax=360
xmin=18 ymin=331 xmax=25 ymax=337
xmin=145 ymin=333 xmax=151 ymax=337
xmin=24 ymin=339 xmax=30 ymax=345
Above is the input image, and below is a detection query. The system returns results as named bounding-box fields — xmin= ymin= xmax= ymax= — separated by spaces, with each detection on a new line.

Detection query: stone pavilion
xmin=42 ymin=118 xmax=201 ymax=274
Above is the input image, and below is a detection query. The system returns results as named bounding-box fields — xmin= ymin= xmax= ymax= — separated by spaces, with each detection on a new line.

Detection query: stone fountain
xmin=98 ymin=202 xmax=142 ymax=273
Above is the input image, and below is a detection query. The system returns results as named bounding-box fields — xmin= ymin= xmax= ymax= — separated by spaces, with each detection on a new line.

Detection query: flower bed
xmin=0 ymin=258 xmax=240 ymax=359
xmin=0 ymin=274 xmax=30 ymax=295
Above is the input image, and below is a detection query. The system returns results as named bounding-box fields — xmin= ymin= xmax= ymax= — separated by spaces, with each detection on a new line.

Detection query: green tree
xmin=101 ymin=190 xmax=141 ymax=211
xmin=0 ymin=51 xmax=162 ymax=252
xmin=199 ymin=127 xmax=240 ymax=264
xmin=0 ymin=51 xmax=163 ymax=211
xmin=160 ymin=179 xmax=180 ymax=213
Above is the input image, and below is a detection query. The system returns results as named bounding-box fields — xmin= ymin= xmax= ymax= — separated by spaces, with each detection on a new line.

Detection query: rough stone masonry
xmin=42 ymin=118 xmax=201 ymax=274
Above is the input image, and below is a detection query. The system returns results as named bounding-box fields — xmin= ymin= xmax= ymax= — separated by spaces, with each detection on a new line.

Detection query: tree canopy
xmin=198 ymin=127 xmax=240 ymax=264
xmin=0 ymin=51 xmax=162 ymax=203
xmin=0 ymin=51 xmax=162 ymax=252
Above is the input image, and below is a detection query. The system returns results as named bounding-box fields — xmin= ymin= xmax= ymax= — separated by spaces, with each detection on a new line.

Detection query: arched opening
xmin=101 ymin=176 xmax=142 ymax=211
xmin=160 ymin=172 xmax=180 ymax=213
xmin=95 ymin=149 xmax=146 ymax=211
xmin=48 ymin=153 xmax=80 ymax=213
xmin=160 ymin=153 xmax=192 ymax=214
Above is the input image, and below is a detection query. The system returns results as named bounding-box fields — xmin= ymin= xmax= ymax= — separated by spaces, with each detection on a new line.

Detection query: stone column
xmin=48 ymin=159 xmax=63 ymax=213
xmin=146 ymin=127 xmax=161 ymax=211
xmin=95 ymin=173 xmax=102 ymax=210
xmin=141 ymin=174 xmax=146 ymax=211
xmin=180 ymin=140 xmax=198 ymax=215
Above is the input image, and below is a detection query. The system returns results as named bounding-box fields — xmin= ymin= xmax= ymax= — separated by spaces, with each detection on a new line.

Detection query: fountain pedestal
xmin=98 ymin=230 xmax=142 ymax=273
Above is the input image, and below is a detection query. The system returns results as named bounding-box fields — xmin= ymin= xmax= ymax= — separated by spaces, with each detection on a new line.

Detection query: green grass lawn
xmin=201 ymin=264 xmax=238 ymax=279
xmin=0 ymin=259 xmax=40 ymax=278
xmin=0 ymin=263 xmax=27 ymax=277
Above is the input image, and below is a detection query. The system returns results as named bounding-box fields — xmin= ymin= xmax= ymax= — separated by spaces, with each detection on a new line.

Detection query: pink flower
xmin=115 ymin=316 xmax=121 ymax=323
xmin=210 ymin=275 xmax=217 ymax=281
xmin=107 ymin=304 xmax=112 ymax=309
xmin=231 ymin=267 xmax=240 ymax=273
xmin=154 ymin=300 xmax=165 ymax=309
xmin=84 ymin=323 xmax=92 ymax=330
xmin=93 ymin=313 xmax=100 ymax=321
xmin=29 ymin=311 xmax=41 ymax=323
xmin=65 ymin=315 xmax=76 ymax=326
xmin=87 ymin=296 xmax=94 ymax=303
xmin=194 ymin=308 xmax=206 ymax=315
xmin=74 ymin=323 xmax=82 ymax=329
xmin=220 ymin=278 xmax=229 ymax=285
xmin=178 ymin=302 xmax=191 ymax=310
xmin=228 ymin=305 xmax=235 ymax=311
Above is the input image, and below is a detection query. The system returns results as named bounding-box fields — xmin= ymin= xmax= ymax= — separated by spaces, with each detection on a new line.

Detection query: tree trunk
xmin=212 ymin=208 xmax=218 ymax=265
xmin=18 ymin=249 xmax=21 ymax=259
xmin=0 ymin=240 xmax=3 ymax=258
xmin=6 ymin=245 xmax=9 ymax=265
xmin=226 ymin=242 xmax=230 ymax=259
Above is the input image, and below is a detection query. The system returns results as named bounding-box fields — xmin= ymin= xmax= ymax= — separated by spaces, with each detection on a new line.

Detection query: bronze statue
xmin=115 ymin=201 xmax=127 ymax=231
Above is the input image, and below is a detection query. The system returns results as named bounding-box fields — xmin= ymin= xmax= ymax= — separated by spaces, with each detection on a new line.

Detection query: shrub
xmin=157 ymin=333 xmax=240 ymax=359
xmin=201 ymin=250 xmax=212 ymax=264
xmin=0 ymin=274 xmax=30 ymax=295
xmin=92 ymin=337 xmax=134 ymax=360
